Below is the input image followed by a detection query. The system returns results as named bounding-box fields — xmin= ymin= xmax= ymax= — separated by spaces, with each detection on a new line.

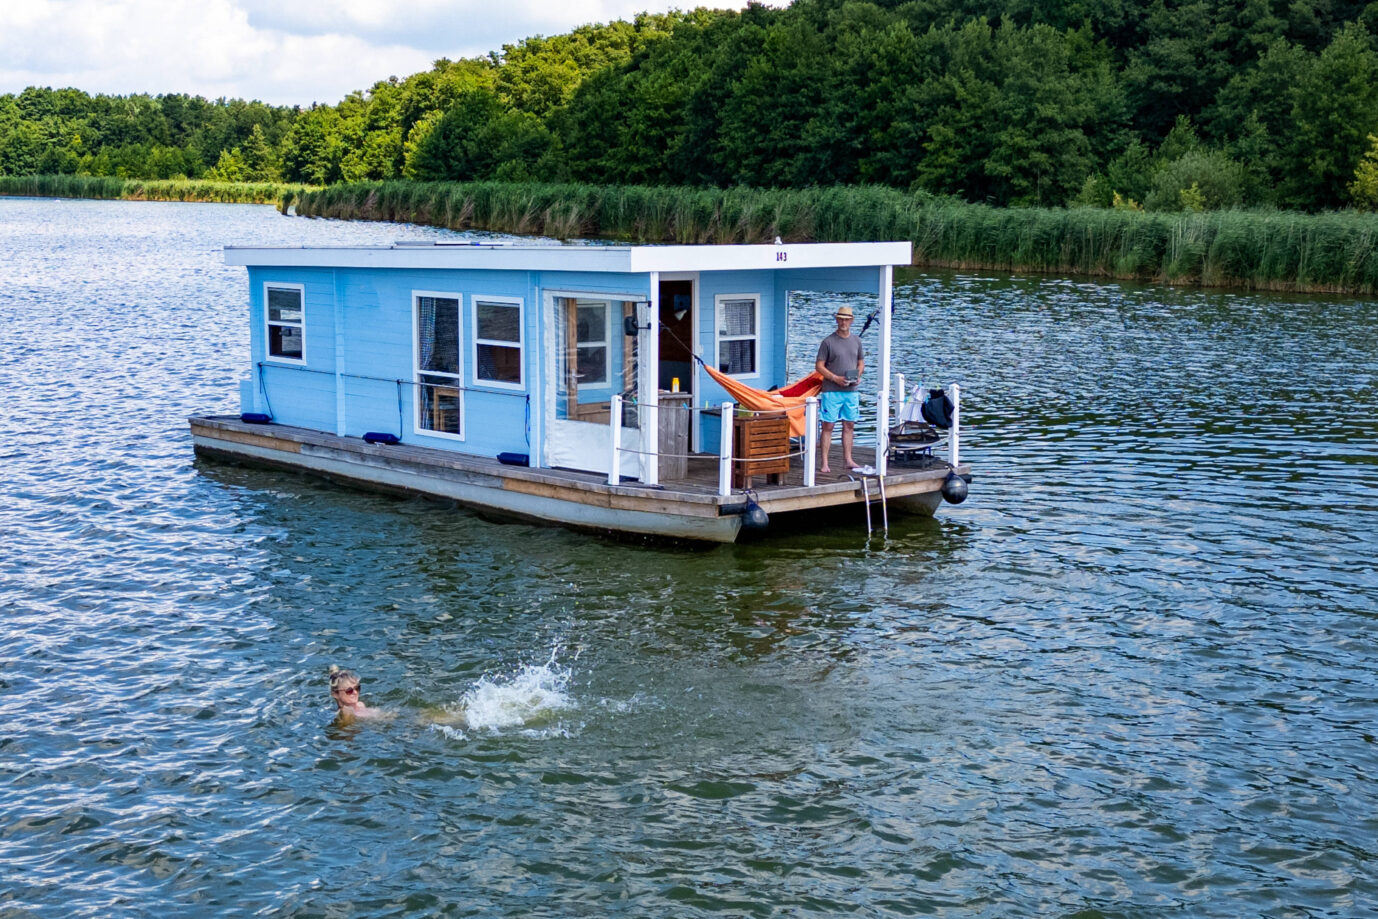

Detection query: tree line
xmin=5 ymin=0 xmax=1378 ymax=212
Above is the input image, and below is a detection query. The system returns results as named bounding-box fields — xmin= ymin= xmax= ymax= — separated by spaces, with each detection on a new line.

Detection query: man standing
xmin=815 ymin=305 xmax=865 ymax=474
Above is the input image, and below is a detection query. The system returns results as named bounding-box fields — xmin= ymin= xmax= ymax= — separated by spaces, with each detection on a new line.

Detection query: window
xmin=415 ymin=293 xmax=463 ymax=437
xmin=716 ymin=295 xmax=758 ymax=376
xmin=554 ymin=295 xmax=640 ymax=430
xmin=574 ymin=299 xmax=609 ymax=386
xmin=474 ymin=298 xmax=524 ymax=388
xmin=265 ymin=284 xmax=304 ymax=362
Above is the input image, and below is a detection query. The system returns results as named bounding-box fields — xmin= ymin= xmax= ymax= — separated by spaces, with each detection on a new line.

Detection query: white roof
xmin=223 ymin=241 xmax=912 ymax=273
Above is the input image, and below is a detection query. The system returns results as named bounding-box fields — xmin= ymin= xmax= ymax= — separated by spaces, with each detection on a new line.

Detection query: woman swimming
xmin=328 ymin=665 xmax=377 ymax=722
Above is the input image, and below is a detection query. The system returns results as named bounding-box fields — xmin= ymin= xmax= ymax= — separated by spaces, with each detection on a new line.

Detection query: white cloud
xmin=241 ymin=0 xmax=727 ymax=53
xmin=0 ymin=0 xmax=762 ymax=106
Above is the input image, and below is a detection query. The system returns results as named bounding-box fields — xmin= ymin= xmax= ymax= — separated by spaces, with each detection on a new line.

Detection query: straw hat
xmin=834 ymin=306 xmax=854 ymax=319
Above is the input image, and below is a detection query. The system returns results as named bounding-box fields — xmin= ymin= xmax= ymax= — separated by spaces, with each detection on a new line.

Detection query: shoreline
xmin=5 ymin=176 xmax=1376 ymax=295
xmin=0 ymin=175 xmax=309 ymax=206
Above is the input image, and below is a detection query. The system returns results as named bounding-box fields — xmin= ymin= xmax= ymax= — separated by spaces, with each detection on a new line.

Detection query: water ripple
xmin=1 ymin=201 xmax=1376 ymax=917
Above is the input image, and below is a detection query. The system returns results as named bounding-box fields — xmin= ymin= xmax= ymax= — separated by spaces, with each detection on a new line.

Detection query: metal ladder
xmin=857 ymin=472 xmax=888 ymax=537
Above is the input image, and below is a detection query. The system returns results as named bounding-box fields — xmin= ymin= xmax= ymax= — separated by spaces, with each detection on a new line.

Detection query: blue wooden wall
xmin=241 ymin=265 xmax=650 ymax=462
xmin=237 ymin=261 xmax=880 ymax=462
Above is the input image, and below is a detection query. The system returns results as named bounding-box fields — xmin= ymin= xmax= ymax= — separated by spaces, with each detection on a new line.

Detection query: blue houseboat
xmin=190 ymin=240 xmax=970 ymax=542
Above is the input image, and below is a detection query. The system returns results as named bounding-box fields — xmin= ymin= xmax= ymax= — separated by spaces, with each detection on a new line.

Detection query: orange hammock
xmin=700 ymin=364 xmax=823 ymax=437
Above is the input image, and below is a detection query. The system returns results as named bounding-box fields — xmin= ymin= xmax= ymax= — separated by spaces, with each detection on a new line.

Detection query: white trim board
xmin=226 ymin=242 xmax=913 ymax=274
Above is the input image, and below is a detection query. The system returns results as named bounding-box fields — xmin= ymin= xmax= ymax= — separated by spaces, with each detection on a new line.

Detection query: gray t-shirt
xmin=816 ymin=331 xmax=863 ymax=393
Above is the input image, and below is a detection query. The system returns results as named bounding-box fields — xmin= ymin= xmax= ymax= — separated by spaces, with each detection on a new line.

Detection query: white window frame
xmin=471 ymin=295 xmax=526 ymax=391
xmin=412 ymin=289 xmax=465 ymax=442
xmin=573 ymin=298 xmax=612 ymax=388
xmin=714 ymin=293 xmax=761 ymax=380
xmin=263 ymin=281 xmax=306 ymax=365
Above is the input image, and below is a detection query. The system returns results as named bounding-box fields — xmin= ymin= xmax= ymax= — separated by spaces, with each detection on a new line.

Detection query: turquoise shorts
xmin=820 ymin=390 xmax=860 ymax=423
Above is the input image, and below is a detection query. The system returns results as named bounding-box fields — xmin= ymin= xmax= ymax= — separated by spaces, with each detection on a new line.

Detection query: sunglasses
xmin=335 ymin=684 xmax=361 ymax=695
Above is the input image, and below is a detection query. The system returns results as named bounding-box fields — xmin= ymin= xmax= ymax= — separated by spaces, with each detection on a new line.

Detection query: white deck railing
xmin=608 ymin=394 xmax=624 ymax=485
xmin=950 ymin=383 xmax=961 ymax=467
xmin=893 ymin=372 xmax=961 ymax=468
xmin=718 ymin=401 xmax=735 ymax=497
xmin=605 ymin=382 xmax=958 ymax=497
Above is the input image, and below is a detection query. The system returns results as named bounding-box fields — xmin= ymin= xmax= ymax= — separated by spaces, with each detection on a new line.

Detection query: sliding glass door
xmin=546 ymin=295 xmax=640 ymax=476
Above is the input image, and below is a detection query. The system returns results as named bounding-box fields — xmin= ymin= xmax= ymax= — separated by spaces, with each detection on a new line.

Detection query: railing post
xmin=608 ymin=394 xmax=623 ymax=485
xmin=645 ymin=276 xmax=660 ymax=488
xmin=643 ymin=392 xmax=659 ymax=487
xmin=894 ymin=373 xmax=905 ymax=425
xmin=950 ymin=383 xmax=960 ymax=468
xmin=718 ymin=400 xmax=735 ymax=497
xmin=804 ymin=396 xmax=818 ymax=487
xmin=877 ymin=386 xmax=889 ymax=478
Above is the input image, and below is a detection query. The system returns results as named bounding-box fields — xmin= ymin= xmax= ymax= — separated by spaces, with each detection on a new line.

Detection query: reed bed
xmin=0 ymin=174 xmax=312 ymax=206
xmin=9 ymin=174 xmax=1375 ymax=292
xmin=289 ymin=181 xmax=1378 ymax=293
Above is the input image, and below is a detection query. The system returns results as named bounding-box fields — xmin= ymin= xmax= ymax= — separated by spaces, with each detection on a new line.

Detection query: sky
xmin=0 ymin=0 xmax=767 ymax=107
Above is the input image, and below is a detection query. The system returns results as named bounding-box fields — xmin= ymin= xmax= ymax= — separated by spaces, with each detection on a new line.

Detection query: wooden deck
xmin=189 ymin=415 xmax=966 ymax=541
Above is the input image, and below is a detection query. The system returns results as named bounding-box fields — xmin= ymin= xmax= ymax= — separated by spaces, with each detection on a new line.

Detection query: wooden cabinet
xmin=733 ymin=412 xmax=791 ymax=489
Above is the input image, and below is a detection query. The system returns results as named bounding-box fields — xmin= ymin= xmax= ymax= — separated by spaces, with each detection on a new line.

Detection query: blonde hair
xmin=328 ymin=665 xmax=359 ymax=692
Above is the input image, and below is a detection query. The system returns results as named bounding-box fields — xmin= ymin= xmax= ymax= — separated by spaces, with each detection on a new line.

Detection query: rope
xmin=612 ymin=445 xmax=807 ymax=462
xmin=256 ymin=361 xmax=528 ymax=398
xmin=256 ymin=363 xmax=275 ymax=418
xmin=259 ymin=363 xmax=810 ymax=416
xmin=635 ymin=400 xmax=803 ymax=418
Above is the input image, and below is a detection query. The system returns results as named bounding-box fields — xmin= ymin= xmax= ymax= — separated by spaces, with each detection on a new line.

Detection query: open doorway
xmin=658 ymin=279 xmax=694 ymax=393
xmin=658 ymin=278 xmax=695 ymax=477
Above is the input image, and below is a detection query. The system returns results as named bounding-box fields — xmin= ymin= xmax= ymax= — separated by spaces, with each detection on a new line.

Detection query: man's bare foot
xmin=820 ymin=466 xmax=830 ymax=474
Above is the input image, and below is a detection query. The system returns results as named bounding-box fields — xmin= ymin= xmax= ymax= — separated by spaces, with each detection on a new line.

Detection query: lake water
xmin=2 ymin=198 xmax=1375 ymax=917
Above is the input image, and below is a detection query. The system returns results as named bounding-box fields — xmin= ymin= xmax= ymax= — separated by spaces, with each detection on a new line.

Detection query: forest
xmin=4 ymin=0 xmax=1378 ymax=213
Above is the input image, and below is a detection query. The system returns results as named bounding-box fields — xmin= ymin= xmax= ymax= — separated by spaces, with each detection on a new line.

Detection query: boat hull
xmin=189 ymin=416 xmax=962 ymax=543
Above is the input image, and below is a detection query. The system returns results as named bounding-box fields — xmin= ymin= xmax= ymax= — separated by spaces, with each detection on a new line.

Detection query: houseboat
xmin=190 ymin=240 xmax=971 ymax=542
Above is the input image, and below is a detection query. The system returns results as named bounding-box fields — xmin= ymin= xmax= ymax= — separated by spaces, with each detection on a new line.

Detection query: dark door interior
xmin=658 ymin=280 xmax=694 ymax=393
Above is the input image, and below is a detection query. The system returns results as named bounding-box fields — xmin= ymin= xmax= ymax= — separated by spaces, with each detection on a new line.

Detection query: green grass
xmin=0 ymin=174 xmax=312 ymax=206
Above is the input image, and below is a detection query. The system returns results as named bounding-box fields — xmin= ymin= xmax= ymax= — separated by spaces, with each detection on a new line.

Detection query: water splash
xmin=438 ymin=647 xmax=576 ymax=737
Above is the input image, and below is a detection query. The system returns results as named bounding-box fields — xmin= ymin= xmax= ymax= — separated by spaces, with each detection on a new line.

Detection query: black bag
xmin=920 ymin=388 xmax=954 ymax=429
